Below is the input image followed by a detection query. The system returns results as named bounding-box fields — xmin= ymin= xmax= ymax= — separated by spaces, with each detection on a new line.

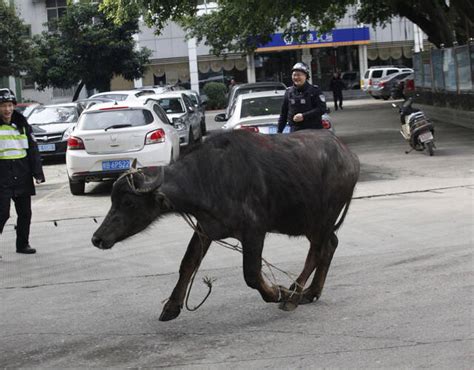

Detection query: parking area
xmin=0 ymin=100 xmax=473 ymax=368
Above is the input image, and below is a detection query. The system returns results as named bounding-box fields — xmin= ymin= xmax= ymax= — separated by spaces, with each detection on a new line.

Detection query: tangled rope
xmin=179 ymin=212 xmax=302 ymax=312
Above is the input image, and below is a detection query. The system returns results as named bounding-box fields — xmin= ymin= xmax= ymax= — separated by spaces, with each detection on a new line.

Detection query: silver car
xmin=141 ymin=92 xmax=203 ymax=146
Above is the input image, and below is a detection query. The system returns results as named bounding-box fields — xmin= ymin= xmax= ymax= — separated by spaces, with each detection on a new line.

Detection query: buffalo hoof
xmin=299 ymin=290 xmax=320 ymax=305
xmin=279 ymin=300 xmax=298 ymax=311
xmin=159 ymin=301 xmax=182 ymax=322
xmin=276 ymin=285 xmax=302 ymax=311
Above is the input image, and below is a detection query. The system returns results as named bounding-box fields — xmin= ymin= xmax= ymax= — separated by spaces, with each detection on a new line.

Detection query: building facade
xmin=8 ymin=0 xmax=427 ymax=103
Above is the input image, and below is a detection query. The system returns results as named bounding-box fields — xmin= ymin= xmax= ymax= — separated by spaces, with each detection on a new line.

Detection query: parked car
xmin=369 ymin=71 xmax=413 ymax=100
xmin=182 ymin=90 xmax=207 ymax=135
xmin=390 ymin=73 xmax=414 ymax=99
xmin=402 ymin=76 xmax=416 ymax=99
xmin=225 ymin=81 xmax=287 ymax=119
xmin=15 ymin=102 xmax=42 ymax=118
xmin=29 ymin=102 xmax=85 ymax=157
xmin=66 ymin=100 xmax=180 ymax=195
xmin=361 ymin=66 xmax=413 ymax=95
xmin=74 ymin=97 xmax=116 ymax=110
xmin=390 ymin=73 xmax=415 ymax=99
xmin=134 ymin=85 xmax=175 ymax=94
xmin=216 ymin=90 xmax=334 ymax=134
xmin=143 ymin=91 xmax=203 ymax=146
xmin=341 ymin=71 xmax=360 ymax=89
xmin=89 ymin=89 xmax=156 ymax=101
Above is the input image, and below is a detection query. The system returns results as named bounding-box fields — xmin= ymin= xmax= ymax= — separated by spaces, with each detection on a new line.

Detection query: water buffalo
xmin=92 ymin=130 xmax=359 ymax=321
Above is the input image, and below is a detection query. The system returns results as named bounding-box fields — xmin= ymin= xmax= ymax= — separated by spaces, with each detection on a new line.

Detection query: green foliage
xmin=28 ymin=2 xmax=151 ymax=92
xmin=100 ymin=0 xmax=472 ymax=54
xmin=203 ymin=82 xmax=227 ymax=110
xmin=0 ymin=2 xmax=34 ymax=77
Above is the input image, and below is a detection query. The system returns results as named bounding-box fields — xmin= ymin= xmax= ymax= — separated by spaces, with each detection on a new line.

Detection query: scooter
xmin=392 ymin=97 xmax=435 ymax=156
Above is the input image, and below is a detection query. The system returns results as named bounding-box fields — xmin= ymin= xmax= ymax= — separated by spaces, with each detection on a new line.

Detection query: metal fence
xmin=413 ymin=42 xmax=474 ymax=94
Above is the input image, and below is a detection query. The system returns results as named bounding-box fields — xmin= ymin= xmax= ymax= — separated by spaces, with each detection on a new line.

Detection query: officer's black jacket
xmin=0 ymin=111 xmax=44 ymax=197
xmin=277 ymin=82 xmax=327 ymax=133
xmin=330 ymin=77 xmax=345 ymax=94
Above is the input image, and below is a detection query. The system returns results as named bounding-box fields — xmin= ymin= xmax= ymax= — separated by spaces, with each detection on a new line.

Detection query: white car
xmin=89 ymin=89 xmax=156 ymax=101
xmin=361 ymin=66 xmax=413 ymax=94
xmin=216 ymin=90 xmax=334 ymax=134
xmin=66 ymin=100 xmax=180 ymax=195
xmin=140 ymin=92 xmax=203 ymax=146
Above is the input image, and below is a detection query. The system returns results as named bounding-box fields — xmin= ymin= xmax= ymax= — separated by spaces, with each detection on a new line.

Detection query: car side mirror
xmin=214 ymin=113 xmax=227 ymax=122
xmin=188 ymin=106 xmax=195 ymax=113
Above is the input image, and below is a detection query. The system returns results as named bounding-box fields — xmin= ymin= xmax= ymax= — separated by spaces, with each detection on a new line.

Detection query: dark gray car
xmin=369 ymin=72 xmax=412 ymax=100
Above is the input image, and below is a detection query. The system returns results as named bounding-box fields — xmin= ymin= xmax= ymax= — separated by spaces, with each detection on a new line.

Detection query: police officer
xmin=0 ymin=88 xmax=45 ymax=255
xmin=278 ymin=62 xmax=327 ymax=133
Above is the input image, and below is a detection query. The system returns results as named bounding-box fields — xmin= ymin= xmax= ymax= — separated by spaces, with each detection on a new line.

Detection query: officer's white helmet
xmin=0 ymin=88 xmax=17 ymax=105
xmin=291 ymin=62 xmax=310 ymax=76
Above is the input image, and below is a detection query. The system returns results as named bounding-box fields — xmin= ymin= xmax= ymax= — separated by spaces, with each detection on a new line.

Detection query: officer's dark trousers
xmin=0 ymin=196 xmax=32 ymax=249
xmin=333 ymin=92 xmax=343 ymax=110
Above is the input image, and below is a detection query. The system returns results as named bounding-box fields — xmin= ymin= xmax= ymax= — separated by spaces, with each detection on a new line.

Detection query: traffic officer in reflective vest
xmin=277 ymin=62 xmax=327 ymax=133
xmin=0 ymin=88 xmax=45 ymax=255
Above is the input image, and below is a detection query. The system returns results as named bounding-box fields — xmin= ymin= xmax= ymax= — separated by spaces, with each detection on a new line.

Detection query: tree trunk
xmin=72 ymin=81 xmax=85 ymax=101
xmin=394 ymin=0 xmax=456 ymax=47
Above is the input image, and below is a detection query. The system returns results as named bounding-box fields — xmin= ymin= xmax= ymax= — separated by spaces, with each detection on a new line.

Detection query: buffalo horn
xmin=133 ymin=169 xmax=163 ymax=194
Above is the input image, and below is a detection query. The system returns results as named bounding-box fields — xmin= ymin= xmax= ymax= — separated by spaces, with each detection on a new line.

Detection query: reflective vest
xmin=0 ymin=123 xmax=29 ymax=159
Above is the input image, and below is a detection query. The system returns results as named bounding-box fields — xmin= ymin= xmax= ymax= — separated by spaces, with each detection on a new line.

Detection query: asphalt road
xmin=1 ymin=99 xmax=473 ymax=368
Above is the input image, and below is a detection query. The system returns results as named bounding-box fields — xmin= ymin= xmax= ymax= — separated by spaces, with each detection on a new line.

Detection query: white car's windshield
xmin=240 ymin=96 xmax=283 ymax=118
xmin=79 ymin=109 xmax=153 ymax=130
xmin=157 ymin=98 xmax=185 ymax=114
xmin=29 ymin=107 xmax=78 ymax=124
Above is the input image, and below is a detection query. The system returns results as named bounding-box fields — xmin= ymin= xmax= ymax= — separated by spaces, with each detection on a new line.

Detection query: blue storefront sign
xmin=256 ymin=27 xmax=370 ymax=52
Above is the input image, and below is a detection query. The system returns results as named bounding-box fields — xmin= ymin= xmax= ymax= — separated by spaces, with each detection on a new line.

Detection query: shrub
xmin=203 ymin=82 xmax=227 ymax=110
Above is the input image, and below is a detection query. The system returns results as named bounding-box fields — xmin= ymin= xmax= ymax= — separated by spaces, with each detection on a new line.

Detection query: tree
xmin=356 ymin=0 xmax=473 ymax=48
xmin=100 ymin=0 xmax=472 ymax=54
xmin=0 ymin=1 xmax=34 ymax=78
xmin=29 ymin=2 xmax=151 ymax=99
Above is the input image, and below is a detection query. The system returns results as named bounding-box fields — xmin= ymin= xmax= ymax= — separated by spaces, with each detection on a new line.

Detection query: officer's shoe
xmin=16 ymin=245 xmax=36 ymax=254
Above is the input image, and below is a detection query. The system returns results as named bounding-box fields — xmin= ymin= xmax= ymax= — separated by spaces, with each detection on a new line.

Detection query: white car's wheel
xmin=69 ymin=178 xmax=85 ymax=195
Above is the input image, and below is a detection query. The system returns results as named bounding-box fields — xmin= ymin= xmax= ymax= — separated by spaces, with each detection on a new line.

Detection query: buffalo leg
xmin=279 ymin=240 xmax=322 ymax=311
xmin=159 ymin=230 xmax=211 ymax=321
xmin=242 ymin=233 xmax=282 ymax=303
xmin=300 ymin=232 xmax=338 ymax=304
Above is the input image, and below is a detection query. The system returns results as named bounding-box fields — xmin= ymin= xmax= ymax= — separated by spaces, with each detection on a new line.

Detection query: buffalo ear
xmin=131 ymin=158 xmax=138 ymax=170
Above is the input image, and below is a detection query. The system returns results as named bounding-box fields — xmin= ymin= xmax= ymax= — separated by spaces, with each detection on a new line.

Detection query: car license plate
xmin=102 ymin=160 xmax=130 ymax=171
xmin=418 ymin=131 xmax=433 ymax=143
xmin=268 ymin=126 xmax=278 ymax=134
xmin=38 ymin=144 xmax=55 ymax=152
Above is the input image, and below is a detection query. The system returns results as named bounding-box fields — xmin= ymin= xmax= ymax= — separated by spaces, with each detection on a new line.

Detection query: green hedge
xmin=203 ymin=82 xmax=227 ymax=110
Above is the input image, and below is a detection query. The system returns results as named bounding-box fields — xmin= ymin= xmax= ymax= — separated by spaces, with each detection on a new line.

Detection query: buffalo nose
xmin=91 ymin=235 xmax=102 ymax=248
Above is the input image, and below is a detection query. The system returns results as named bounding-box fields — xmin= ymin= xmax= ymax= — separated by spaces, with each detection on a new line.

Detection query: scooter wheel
xmin=426 ymin=141 xmax=434 ymax=156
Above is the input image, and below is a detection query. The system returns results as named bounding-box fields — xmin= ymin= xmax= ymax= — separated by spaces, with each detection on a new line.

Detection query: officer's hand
xmin=34 ymin=176 xmax=45 ymax=184
xmin=293 ymin=113 xmax=304 ymax=122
